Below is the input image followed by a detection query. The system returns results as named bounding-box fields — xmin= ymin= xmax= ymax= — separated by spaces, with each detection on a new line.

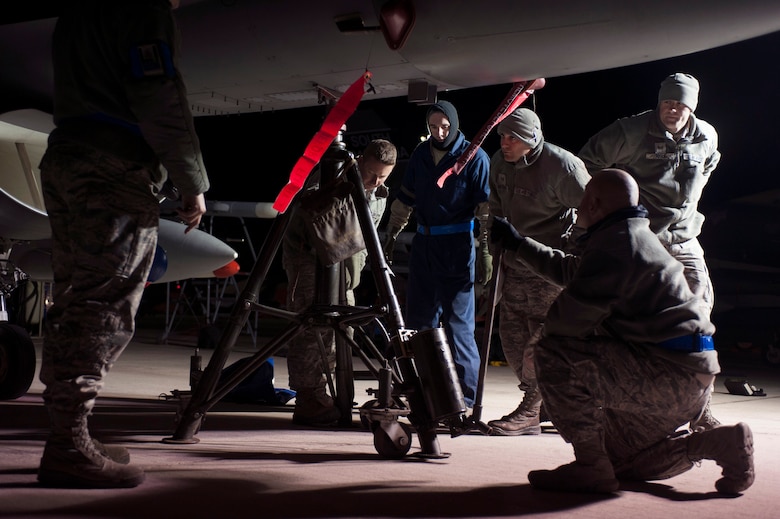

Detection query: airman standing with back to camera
xmin=37 ymin=0 xmax=208 ymax=488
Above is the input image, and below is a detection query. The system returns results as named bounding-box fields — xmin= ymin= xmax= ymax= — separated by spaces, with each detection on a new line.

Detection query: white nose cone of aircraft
xmin=152 ymin=218 xmax=239 ymax=284
xmin=0 ymin=109 xmax=240 ymax=285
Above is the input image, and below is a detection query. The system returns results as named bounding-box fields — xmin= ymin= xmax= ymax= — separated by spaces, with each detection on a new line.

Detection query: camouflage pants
xmin=536 ymin=335 xmax=712 ymax=471
xmin=498 ymin=264 xmax=561 ymax=387
xmin=664 ymin=238 xmax=714 ymax=316
xmin=284 ymin=259 xmax=356 ymax=391
xmin=39 ymin=143 xmax=159 ymax=422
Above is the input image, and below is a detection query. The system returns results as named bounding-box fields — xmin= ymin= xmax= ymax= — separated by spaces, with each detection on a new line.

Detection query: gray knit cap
xmin=497 ymin=107 xmax=542 ymax=148
xmin=658 ymin=73 xmax=699 ymax=111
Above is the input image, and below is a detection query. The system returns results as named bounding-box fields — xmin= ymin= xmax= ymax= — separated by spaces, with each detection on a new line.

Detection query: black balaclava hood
xmin=426 ymin=100 xmax=460 ymax=150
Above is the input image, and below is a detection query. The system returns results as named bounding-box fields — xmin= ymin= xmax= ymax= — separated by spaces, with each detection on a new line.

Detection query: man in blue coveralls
xmin=383 ymin=100 xmax=491 ymax=407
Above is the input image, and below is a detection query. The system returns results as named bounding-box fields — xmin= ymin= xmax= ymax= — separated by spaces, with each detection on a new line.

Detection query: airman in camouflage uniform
xmin=579 ymin=73 xmax=721 ymax=430
xmin=486 ymin=108 xmax=590 ymax=435
xmin=38 ymin=0 xmax=209 ymax=488
xmin=491 ymin=169 xmax=754 ymax=495
xmin=282 ymin=139 xmax=396 ymax=426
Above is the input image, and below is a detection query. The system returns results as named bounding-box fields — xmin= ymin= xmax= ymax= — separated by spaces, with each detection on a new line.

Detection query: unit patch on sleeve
xmin=130 ymin=41 xmax=175 ymax=79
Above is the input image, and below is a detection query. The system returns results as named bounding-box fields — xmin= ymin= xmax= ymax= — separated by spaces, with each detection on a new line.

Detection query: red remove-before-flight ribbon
xmin=436 ymin=78 xmax=545 ymax=188
xmin=273 ymin=72 xmax=373 ymax=213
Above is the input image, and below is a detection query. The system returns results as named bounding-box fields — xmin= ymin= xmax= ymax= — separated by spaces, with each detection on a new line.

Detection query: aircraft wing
xmin=1 ymin=1 xmax=780 ymax=114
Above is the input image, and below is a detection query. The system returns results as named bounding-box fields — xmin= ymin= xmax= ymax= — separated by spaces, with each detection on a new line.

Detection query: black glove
xmin=490 ymin=216 xmax=523 ymax=251
xmin=383 ymin=227 xmax=401 ymax=265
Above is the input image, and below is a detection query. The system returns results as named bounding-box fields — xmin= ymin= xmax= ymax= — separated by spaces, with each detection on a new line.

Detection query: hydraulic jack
xmin=163 ymin=131 xmax=475 ymax=458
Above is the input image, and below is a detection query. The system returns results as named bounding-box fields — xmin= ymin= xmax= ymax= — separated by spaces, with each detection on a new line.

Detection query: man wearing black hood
xmin=383 ymin=100 xmax=491 ymax=407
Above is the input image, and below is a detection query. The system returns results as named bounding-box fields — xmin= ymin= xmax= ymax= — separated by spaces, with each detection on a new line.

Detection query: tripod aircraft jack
xmin=163 ymin=133 xmax=488 ymax=458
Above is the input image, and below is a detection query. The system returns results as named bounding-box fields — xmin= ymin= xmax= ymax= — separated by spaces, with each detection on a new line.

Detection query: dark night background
xmin=185 ymin=30 xmax=780 ymax=348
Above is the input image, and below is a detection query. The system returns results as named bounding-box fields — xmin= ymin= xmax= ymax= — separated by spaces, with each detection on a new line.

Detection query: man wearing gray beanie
xmin=578 ymin=72 xmax=722 ymax=431
xmin=658 ymin=72 xmax=700 ymax=112
xmin=486 ymin=107 xmax=590 ymax=436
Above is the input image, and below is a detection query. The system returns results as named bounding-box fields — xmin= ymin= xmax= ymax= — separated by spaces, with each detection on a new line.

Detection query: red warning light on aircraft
xmin=380 ymin=0 xmax=415 ymax=50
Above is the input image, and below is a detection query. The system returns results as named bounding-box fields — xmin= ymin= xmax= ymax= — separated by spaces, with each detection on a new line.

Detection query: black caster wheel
xmin=374 ymin=421 xmax=412 ymax=458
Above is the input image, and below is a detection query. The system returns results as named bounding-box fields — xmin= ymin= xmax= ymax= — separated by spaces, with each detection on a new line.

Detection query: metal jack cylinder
xmin=408 ymin=328 xmax=466 ymax=421
xmin=378 ymin=366 xmax=394 ymax=408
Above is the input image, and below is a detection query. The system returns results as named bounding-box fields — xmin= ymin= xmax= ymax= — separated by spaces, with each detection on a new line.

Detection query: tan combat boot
xmin=687 ymin=422 xmax=755 ymax=494
xmin=488 ymin=385 xmax=542 ymax=435
xmin=38 ymin=416 xmax=144 ymax=488
xmin=690 ymin=401 xmax=722 ymax=431
xmin=292 ymin=387 xmax=341 ymax=426
xmin=93 ymin=439 xmax=130 ymax=464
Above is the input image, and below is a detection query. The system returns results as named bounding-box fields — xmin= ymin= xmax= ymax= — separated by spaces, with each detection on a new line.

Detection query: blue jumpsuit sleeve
xmin=396 ymin=143 xmax=427 ymax=207
xmin=470 ymin=148 xmax=491 ymax=206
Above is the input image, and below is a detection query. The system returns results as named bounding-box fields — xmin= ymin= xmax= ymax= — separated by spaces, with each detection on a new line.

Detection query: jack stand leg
xmin=393 ymin=355 xmax=449 ymax=459
xmin=163 ymin=208 xmax=291 ymax=444
xmin=414 ymin=426 xmax=446 ymax=459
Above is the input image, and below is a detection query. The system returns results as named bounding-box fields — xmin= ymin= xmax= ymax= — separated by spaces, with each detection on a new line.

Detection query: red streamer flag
xmin=436 ymin=78 xmax=545 ymax=188
xmin=273 ymin=72 xmax=372 ymax=212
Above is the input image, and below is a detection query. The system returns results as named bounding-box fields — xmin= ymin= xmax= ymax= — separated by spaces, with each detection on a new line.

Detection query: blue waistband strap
xmin=84 ymin=113 xmax=143 ymax=136
xmin=417 ymin=220 xmax=474 ymax=236
xmin=657 ymin=334 xmax=714 ymax=352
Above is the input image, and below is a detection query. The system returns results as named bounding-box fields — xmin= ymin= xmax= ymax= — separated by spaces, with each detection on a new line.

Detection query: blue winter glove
xmin=490 ymin=216 xmax=523 ymax=251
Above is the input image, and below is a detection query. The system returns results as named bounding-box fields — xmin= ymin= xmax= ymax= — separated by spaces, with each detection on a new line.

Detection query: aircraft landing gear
xmin=0 ymin=264 xmax=37 ymax=400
